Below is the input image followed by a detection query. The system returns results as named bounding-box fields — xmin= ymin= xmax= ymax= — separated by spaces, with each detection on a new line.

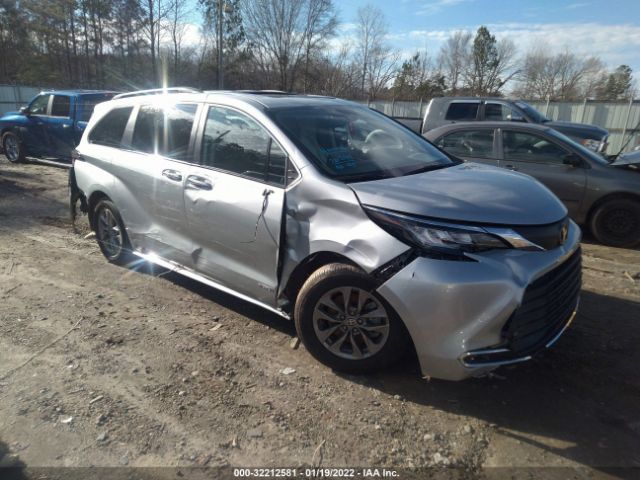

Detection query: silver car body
xmin=73 ymin=91 xmax=581 ymax=380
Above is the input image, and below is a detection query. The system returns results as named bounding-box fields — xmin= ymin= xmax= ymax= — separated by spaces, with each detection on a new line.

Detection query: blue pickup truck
xmin=0 ymin=90 xmax=117 ymax=163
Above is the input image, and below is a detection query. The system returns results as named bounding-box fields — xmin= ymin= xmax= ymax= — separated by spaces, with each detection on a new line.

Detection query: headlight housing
xmin=364 ymin=205 xmax=510 ymax=256
xmin=581 ymin=138 xmax=602 ymax=152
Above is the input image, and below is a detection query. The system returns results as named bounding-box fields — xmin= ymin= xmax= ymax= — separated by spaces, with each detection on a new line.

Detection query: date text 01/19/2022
xmin=233 ymin=468 xmax=400 ymax=478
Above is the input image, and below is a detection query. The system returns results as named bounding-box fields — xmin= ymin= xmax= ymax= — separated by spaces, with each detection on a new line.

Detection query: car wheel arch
xmin=280 ymin=252 xmax=418 ymax=358
xmin=87 ymin=191 xmax=111 ymax=230
xmin=586 ymin=191 xmax=640 ymax=225
xmin=280 ymin=251 xmax=363 ymax=313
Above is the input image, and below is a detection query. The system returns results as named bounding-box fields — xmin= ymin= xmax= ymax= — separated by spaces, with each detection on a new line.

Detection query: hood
xmin=612 ymin=149 xmax=640 ymax=166
xmin=546 ymin=120 xmax=608 ymax=140
xmin=350 ymin=163 xmax=567 ymax=226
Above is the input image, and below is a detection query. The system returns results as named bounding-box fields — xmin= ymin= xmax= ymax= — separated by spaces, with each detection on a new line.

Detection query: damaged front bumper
xmin=376 ymin=221 xmax=581 ymax=381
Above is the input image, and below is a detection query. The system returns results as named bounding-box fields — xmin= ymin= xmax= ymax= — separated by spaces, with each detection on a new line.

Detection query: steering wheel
xmin=364 ymin=129 xmax=402 ymax=152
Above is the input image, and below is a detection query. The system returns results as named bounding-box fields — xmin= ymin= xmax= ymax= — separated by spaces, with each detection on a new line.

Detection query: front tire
xmin=294 ymin=263 xmax=410 ymax=374
xmin=94 ymin=199 xmax=132 ymax=265
xmin=590 ymin=198 xmax=640 ymax=248
xmin=2 ymin=132 xmax=26 ymax=163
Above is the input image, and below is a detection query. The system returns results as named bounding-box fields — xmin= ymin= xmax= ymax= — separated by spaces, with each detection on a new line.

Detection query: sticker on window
xmin=322 ymin=147 xmax=356 ymax=170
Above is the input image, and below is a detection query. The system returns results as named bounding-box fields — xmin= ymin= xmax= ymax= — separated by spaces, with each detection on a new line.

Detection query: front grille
xmin=502 ymin=247 xmax=581 ymax=355
xmin=512 ymin=217 xmax=570 ymax=250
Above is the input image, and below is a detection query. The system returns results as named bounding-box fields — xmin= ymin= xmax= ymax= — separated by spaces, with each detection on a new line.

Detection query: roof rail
xmin=204 ymin=89 xmax=293 ymax=95
xmin=113 ymin=87 xmax=201 ymax=100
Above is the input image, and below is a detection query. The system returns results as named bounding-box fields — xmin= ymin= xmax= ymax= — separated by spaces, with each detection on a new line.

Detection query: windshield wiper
xmin=403 ymin=163 xmax=451 ymax=176
xmin=334 ymin=171 xmax=394 ymax=182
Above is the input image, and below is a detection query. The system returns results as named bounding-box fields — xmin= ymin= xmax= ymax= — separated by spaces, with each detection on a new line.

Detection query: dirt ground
xmin=1 ymin=158 xmax=639 ymax=479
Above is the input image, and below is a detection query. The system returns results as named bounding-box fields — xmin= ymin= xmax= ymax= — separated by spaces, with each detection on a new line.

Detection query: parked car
xmin=0 ymin=90 xmax=117 ymax=163
xmin=70 ymin=88 xmax=581 ymax=381
xmin=413 ymin=97 xmax=609 ymax=153
xmin=425 ymin=122 xmax=640 ymax=248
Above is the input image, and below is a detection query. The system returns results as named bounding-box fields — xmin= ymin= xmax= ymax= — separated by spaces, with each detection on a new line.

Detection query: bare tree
xmin=243 ymin=0 xmax=336 ymax=91
xmin=139 ymin=0 xmax=168 ymax=81
xmin=301 ymin=0 xmax=338 ymax=92
xmin=165 ymin=0 xmax=191 ymax=80
xmin=437 ymin=30 xmax=471 ymax=95
xmin=515 ymin=46 xmax=607 ymax=100
xmin=355 ymin=4 xmax=397 ymax=99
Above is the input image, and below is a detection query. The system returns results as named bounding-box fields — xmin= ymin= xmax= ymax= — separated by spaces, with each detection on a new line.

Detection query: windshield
xmin=547 ymin=128 xmax=610 ymax=165
xmin=266 ymin=104 xmax=455 ymax=182
xmin=514 ymin=101 xmax=550 ymax=123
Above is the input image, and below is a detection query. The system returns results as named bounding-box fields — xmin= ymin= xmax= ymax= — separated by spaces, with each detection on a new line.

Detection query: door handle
xmin=504 ymin=164 xmax=518 ymax=171
xmin=186 ymin=175 xmax=213 ymax=191
xmin=162 ymin=169 xmax=183 ymax=182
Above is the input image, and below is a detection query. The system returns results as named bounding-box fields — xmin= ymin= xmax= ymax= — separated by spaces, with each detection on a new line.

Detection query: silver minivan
xmin=70 ymin=89 xmax=582 ymax=381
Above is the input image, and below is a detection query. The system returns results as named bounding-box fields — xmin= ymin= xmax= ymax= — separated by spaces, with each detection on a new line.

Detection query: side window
xmin=131 ymin=104 xmax=197 ymax=160
xmin=131 ymin=106 xmax=161 ymax=154
xmin=165 ymin=104 xmax=197 ymax=161
xmin=436 ymin=129 xmax=495 ymax=158
xmin=445 ymin=102 xmax=479 ymax=121
xmin=503 ymin=131 xmax=568 ymax=164
xmin=88 ymin=107 xmax=133 ymax=147
xmin=485 ymin=103 xmax=514 ymax=121
xmin=51 ymin=95 xmax=71 ymax=117
xmin=201 ymin=107 xmax=272 ymax=183
xmin=29 ymin=94 xmax=50 ymax=115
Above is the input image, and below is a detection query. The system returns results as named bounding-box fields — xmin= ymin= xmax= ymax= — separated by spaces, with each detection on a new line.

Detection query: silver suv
xmin=70 ymin=88 xmax=582 ymax=381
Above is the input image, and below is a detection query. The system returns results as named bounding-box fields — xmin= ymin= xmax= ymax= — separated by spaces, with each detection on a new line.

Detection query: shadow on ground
xmin=0 ymin=439 xmax=27 ymax=480
xmin=149 ymin=264 xmax=640 ymax=472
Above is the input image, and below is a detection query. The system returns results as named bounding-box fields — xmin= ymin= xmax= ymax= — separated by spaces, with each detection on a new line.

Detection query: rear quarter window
xmin=88 ymin=107 xmax=133 ymax=148
xmin=445 ymin=103 xmax=479 ymax=121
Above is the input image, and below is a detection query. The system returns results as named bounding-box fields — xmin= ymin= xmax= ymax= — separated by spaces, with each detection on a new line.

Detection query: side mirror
xmin=563 ymin=153 xmax=582 ymax=167
xmin=19 ymin=106 xmax=30 ymax=115
xmin=507 ymin=113 xmax=525 ymax=122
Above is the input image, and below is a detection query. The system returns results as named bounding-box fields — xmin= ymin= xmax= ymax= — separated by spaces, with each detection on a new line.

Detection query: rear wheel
xmin=294 ymin=263 xmax=410 ymax=374
xmin=94 ymin=199 xmax=132 ymax=265
xmin=590 ymin=198 xmax=640 ymax=248
xmin=2 ymin=132 xmax=25 ymax=163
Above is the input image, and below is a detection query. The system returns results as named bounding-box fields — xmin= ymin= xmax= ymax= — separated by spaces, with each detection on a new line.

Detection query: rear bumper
xmin=377 ymin=221 xmax=581 ymax=381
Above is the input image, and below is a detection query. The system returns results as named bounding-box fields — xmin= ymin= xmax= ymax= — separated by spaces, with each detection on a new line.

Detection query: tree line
xmin=0 ymin=0 xmax=635 ymax=101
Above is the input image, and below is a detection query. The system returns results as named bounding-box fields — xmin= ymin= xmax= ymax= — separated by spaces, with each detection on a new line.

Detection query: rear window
xmin=445 ymin=103 xmax=479 ymax=121
xmin=88 ymin=107 xmax=133 ymax=148
xmin=78 ymin=97 xmax=112 ymax=122
xmin=51 ymin=95 xmax=71 ymax=117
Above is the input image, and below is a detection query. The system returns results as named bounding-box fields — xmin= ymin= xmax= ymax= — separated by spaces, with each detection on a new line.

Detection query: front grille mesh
xmin=502 ymin=247 xmax=581 ymax=355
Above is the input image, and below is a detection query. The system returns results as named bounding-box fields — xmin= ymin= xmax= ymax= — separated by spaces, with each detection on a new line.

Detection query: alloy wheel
xmin=312 ymin=286 xmax=390 ymax=360
xmin=97 ymin=207 xmax=123 ymax=259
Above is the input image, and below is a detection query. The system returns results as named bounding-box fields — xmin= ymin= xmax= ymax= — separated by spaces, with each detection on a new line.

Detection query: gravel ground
xmin=0 ymin=159 xmax=639 ymax=479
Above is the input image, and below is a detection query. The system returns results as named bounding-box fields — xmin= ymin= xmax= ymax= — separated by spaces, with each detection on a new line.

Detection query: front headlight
xmin=364 ymin=205 xmax=510 ymax=256
xmin=581 ymin=138 xmax=601 ymax=151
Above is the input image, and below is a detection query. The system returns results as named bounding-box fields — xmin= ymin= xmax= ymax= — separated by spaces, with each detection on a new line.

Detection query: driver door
xmin=500 ymin=129 xmax=586 ymax=217
xmin=183 ymin=105 xmax=288 ymax=306
xmin=22 ymin=94 xmax=52 ymax=156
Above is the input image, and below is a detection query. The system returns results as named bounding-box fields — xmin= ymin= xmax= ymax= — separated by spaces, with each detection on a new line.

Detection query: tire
xmin=590 ymin=198 xmax=640 ymax=248
xmin=93 ymin=199 xmax=133 ymax=265
xmin=2 ymin=131 xmax=26 ymax=163
xmin=294 ymin=263 xmax=410 ymax=374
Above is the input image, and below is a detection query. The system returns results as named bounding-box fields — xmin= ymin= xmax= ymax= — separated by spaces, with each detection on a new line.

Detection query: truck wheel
xmin=294 ymin=263 xmax=411 ymax=374
xmin=2 ymin=132 xmax=25 ymax=163
xmin=94 ymin=199 xmax=133 ymax=265
xmin=590 ymin=198 xmax=640 ymax=248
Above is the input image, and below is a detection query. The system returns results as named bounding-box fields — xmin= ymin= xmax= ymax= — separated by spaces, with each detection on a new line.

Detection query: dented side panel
xmin=278 ymin=165 xmax=411 ymax=302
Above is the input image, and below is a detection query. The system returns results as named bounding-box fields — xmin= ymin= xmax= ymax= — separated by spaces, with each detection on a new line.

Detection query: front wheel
xmin=294 ymin=263 xmax=410 ymax=374
xmin=590 ymin=198 xmax=640 ymax=248
xmin=94 ymin=199 xmax=132 ymax=265
xmin=2 ymin=132 xmax=26 ymax=163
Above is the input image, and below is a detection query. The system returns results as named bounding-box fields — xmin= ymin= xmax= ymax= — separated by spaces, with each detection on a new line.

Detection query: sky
xmin=185 ymin=0 xmax=640 ymax=72
xmin=338 ymin=0 xmax=640 ymax=71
